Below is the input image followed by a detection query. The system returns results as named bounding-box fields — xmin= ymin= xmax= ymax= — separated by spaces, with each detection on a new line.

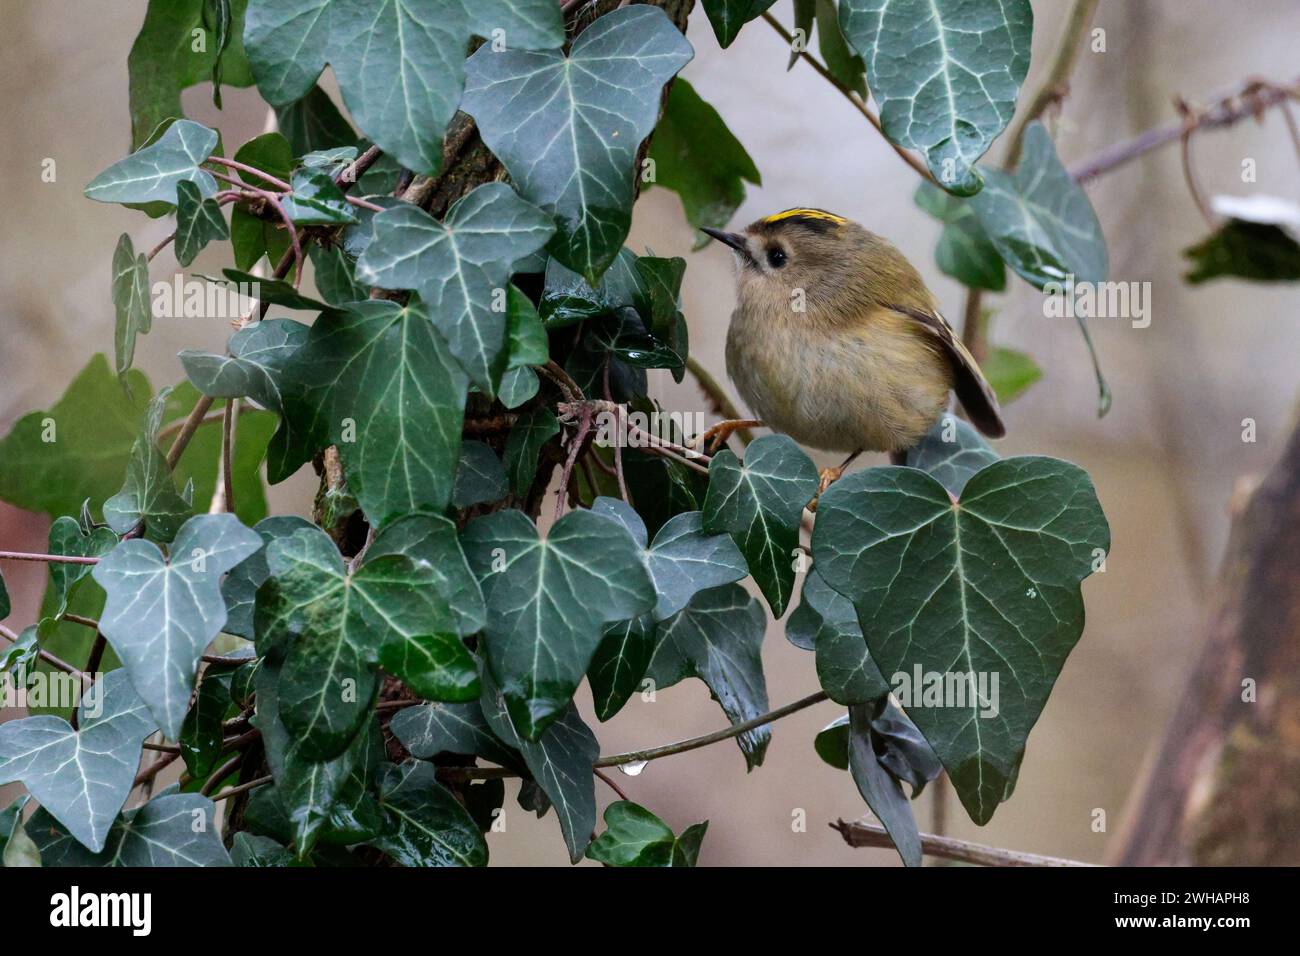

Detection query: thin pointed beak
xmin=701 ymin=227 xmax=749 ymax=255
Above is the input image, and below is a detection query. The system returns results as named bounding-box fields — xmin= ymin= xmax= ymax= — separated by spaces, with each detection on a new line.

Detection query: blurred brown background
xmin=2 ymin=1 xmax=1298 ymax=865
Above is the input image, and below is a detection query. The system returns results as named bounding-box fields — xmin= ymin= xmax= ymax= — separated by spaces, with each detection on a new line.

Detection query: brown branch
xmin=0 ymin=551 xmax=99 ymax=565
xmin=211 ymin=774 xmax=273 ymax=803
xmin=831 ymin=819 xmax=1096 ymax=867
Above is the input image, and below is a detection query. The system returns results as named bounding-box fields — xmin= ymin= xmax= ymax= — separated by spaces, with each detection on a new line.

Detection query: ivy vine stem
xmin=830 ymin=819 xmax=1096 ymax=867
xmin=0 ymin=550 xmax=99 ymax=565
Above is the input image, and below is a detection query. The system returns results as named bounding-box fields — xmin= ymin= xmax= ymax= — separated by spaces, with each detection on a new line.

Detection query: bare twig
xmin=0 ymin=551 xmax=99 ymax=565
xmin=594 ymin=768 xmax=630 ymax=802
xmin=211 ymin=774 xmax=273 ymax=803
xmin=831 ymin=819 xmax=1097 ymax=867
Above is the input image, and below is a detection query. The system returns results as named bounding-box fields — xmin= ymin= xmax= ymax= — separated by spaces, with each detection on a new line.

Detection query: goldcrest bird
xmin=701 ymin=208 xmax=1004 ymax=486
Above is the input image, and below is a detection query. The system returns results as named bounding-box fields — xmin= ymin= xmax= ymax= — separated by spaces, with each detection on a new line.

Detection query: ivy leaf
xmin=647 ymin=583 xmax=771 ymax=768
xmin=982 ymin=346 xmax=1043 ymax=404
xmin=30 ymin=793 xmax=231 ymax=867
xmin=389 ymin=700 xmax=521 ymax=771
xmin=220 ymin=269 xmax=331 ymax=311
xmin=1 ymin=796 xmax=38 ymax=868
xmin=174 ymin=179 xmax=230 ymax=266
xmin=0 ymin=671 xmax=154 ymax=852
xmin=812 ymin=0 xmax=866 ymax=97
xmin=0 ymin=623 xmax=41 ymax=679
xmin=480 ymin=671 xmax=599 ymax=863
xmin=914 ymin=182 xmax=1006 ymax=291
xmin=85 ymin=119 xmax=219 ymax=205
xmin=256 ymin=524 xmax=478 ymax=760
xmin=243 ymin=0 xmax=564 ymax=174
xmin=1184 ymin=218 xmax=1300 ymax=284
xmin=502 ymin=407 xmax=559 ymax=500
xmin=463 ymin=509 xmax=656 ymax=740
xmin=102 ymin=389 xmax=194 ymax=542
xmin=111 ymin=234 xmax=152 ymax=376
xmin=128 ymin=0 xmax=254 ymax=149
xmin=539 ymin=248 xmax=645 ymax=329
xmin=589 ymin=614 xmax=656 ymax=722
xmin=462 ymin=6 xmax=695 ymax=282
xmin=92 ymin=513 xmax=261 ymax=737
xmin=702 ymin=434 xmax=818 ymax=617
xmin=367 ymin=760 xmax=488 ymax=867
xmin=811 ymin=458 xmax=1110 ymax=824
xmin=179 ymin=664 xmax=235 ymax=778
xmin=904 ymin=414 xmax=999 ymax=497
xmin=282 ymin=168 xmax=356 ymax=225
xmin=586 ymin=800 xmax=708 ymax=867
xmin=969 ymin=122 xmax=1108 ymax=287
xmin=453 ymin=441 xmax=509 ymax=509
xmin=220 ymin=515 xmax=314 ymax=640
xmin=180 ymin=318 xmax=309 ymax=414
xmin=269 ymin=300 xmax=468 ymax=525
xmin=799 ymin=570 xmax=889 ymax=705
xmin=355 ymin=184 xmax=554 ymax=389
xmin=310 ymin=245 xmax=368 ymax=305
xmin=45 ymin=519 xmax=116 ymax=619
xmin=254 ymin=661 xmax=384 ymax=853
xmin=647 ymin=78 xmax=761 ymax=244
xmin=230 ymin=132 xmax=293 ymax=268
xmin=700 ymin=0 xmax=776 ymax=48
xmin=592 ymin=498 xmax=748 ymax=621
xmin=275 ymin=85 xmax=356 ymax=156
xmin=839 ymin=0 xmax=1033 ymax=195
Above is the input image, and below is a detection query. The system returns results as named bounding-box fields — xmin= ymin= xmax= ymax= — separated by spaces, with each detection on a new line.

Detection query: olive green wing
xmin=890 ymin=304 xmax=1006 ymax=439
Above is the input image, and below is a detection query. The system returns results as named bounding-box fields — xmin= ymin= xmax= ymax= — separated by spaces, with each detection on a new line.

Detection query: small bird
xmin=701 ymin=208 xmax=1004 ymax=490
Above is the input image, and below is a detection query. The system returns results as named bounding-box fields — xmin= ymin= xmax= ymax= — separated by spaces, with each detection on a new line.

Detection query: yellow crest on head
xmin=762 ymin=208 xmax=848 ymax=226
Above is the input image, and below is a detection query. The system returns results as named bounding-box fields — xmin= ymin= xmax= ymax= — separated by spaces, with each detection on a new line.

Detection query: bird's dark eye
xmin=766 ymin=247 xmax=787 ymax=268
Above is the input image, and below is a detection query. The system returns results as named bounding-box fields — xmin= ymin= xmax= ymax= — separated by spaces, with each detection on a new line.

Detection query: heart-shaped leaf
xmin=243 ymin=0 xmax=563 ymax=174
xmin=220 ymin=515 xmax=315 ymax=640
xmin=92 ymin=512 xmax=262 ymax=737
xmin=30 ymin=792 xmax=231 ymax=866
xmin=647 ymin=583 xmax=770 ymax=768
xmin=462 ymin=6 xmax=694 ymax=282
xmin=586 ymin=800 xmax=708 ymax=867
xmin=175 ymin=179 xmax=230 ymax=266
xmin=811 ymin=458 xmax=1109 ymax=823
xmin=702 ymin=434 xmax=818 ymax=617
xmin=463 ymin=508 xmax=656 ymax=740
xmin=355 ymin=184 xmax=554 ymax=389
xmin=904 ymin=414 xmax=999 ymax=497
xmin=180 ymin=318 xmax=309 ymax=414
xmin=0 ymin=671 xmax=155 ymax=852
xmin=366 ymin=760 xmax=488 ymax=867
xmin=86 ymin=119 xmax=219 ymax=205
xmin=102 ymin=389 xmax=194 ymax=542
xmin=839 ymin=0 xmax=1033 ymax=195
xmin=46 ymin=517 xmax=118 ymax=618
xmin=268 ymin=299 xmax=468 ymax=525
xmin=452 ymin=441 xmax=509 ymax=509
xmin=111 ymin=234 xmax=151 ymax=375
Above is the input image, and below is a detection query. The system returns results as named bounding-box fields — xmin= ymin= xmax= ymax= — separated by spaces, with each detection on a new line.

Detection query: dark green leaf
xmin=179 ymin=666 xmax=233 ymax=778
xmin=589 ymin=614 xmax=656 ymax=722
xmin=1183 ymin=218 xmax=1300 ymax=284
xmin=92 ymin=513 xmax=262 ymax=736
xmin=180 ymin=317 xmax=310 ymax=413
xmin=453 ymin=441 xmax=509 ymax=509
xmin=904 ymin=414 xmax=999 ymax=497
xmin=309 ymin=244 xmax=368 ymax=305
xmin=702 ymin=434 xmax=818 ymax=617
xmin=31 ymin=792 xmax=231 ymax=866
xmin=647 ymin=583 xmax=770 ymax=768
xmin=463 ymin=508 xmax=656 ymax=740
xmin=0 ymin=671 xmax=154 ymax=851
xmin=813 ymin=0 xmax=866 ymax=97
xmin=102 ymin=389 xmax=194 ymax=541
xmin=647 ymin=78 xmax=760 ymax=244
xmin=282 ymin=168 xmax=356 ymax=225
xmin=462 ymin=6 xmax=694 ymax=282
xmin=847 ymin=702 xmax=921 ymax=866
xmin=480 ymin=671 xmax=599 ymax=863
xmin=700 ymin=0 xmax=776 ymax=48
xmin=914 ymin=181 xmax=1006 ymax=291
xmin=502 ymin=406 xmax=559 ymax=499
xmin=220 ymin=515 xmax=314 ymax=640
xmin=801 ymin=569 xmax=889 ymax=705
xmin=175 ymin=179 xmax=230 ymax=266
xmin=86 ymin=119 xmax=219 ymax=205
xmin=269 ymin=300 xmax=468 ymax=524
xmin=355 ymin=184 xmax=554 ymax=389
xmin=811 ymin=458 xmax=1110 ymax=823
xmin=389 ymin=700 xmax=520 ymax=771
xmin=586 ymin=800 xmax=708 ymax=867
xmin=128 ymin=0 xmax=254 ymax=148
xmin=275 ymin=85 xmax=357 ymax=156
xmin=111 ymin=234 xmax=152 ymax=375
xmin=45 ymin=518 xmax=118 ymax=620
xmin=839 ymin=0 xmax=1033 ymax=194
xmin=367 ymin=760 xmax=487 ymax=867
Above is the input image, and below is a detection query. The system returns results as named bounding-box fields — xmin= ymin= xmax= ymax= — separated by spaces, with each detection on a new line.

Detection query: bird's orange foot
xmin=691 ymin=418 xmax=763 ymax=454
xmin=817 ymin=465 xmax=844 ymax=497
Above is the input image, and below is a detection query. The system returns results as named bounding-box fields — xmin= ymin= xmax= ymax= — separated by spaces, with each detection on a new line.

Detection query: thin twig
xmin=594 ymin=768 xmax=630 ymax=802
xmin=831 ymin=819 xmax=1097 ymax=867
xmin=219 ymin=398 xmax=237 ymax=513
xmin=0 ymin=550 xmax=99 ymax=565
xmin=0 ymin=623 xmax=92 ymax=685
xmin=211 ymin=774 xmax=273 ymax=803
xmin=133 ymin=750 xmax=179 ymax=788
xmin=200 ymin=753 xmax=245 ymax=797
xmin=165 ymin=394 xmax=216 ymax=468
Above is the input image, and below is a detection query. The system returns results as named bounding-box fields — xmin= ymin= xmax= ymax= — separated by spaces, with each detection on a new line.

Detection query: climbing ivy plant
xmin=0 ymin=0 xmax=1113 ymax=868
